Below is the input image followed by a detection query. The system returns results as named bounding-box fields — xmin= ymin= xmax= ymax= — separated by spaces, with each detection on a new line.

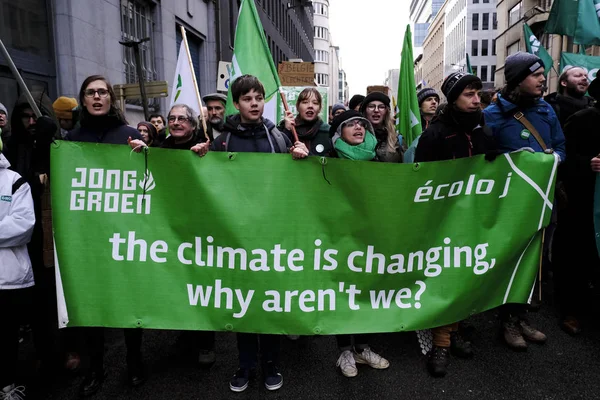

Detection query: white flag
xmin=170 ymin=41 xmax=202 ymax=116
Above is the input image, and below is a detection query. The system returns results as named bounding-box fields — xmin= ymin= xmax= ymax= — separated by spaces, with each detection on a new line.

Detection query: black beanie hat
xmin=329 ymin=110 xmax=372 ymax=137
xmin=348 ymin=94 xmax=365 ymax=111
xmin=504 ymin=52 xmax=544 ymax=86
xmin=417 ymin=88 xmax=440 ymax=106
xmin=441 ymin=72 xmax=482 ymax=104
xmin=360 ymin=91 xmax=391 ymax=113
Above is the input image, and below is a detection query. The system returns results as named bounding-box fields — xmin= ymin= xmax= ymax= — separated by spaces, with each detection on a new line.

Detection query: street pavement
xmin=17 ymin=284 xmax=600 ymax=400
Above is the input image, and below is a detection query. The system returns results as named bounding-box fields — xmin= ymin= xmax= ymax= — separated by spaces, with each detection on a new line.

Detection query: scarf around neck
xmin=294 ymin=117 xmax=322 ymax=140
xmin=334 ymin=131 xmax=378 ymax=161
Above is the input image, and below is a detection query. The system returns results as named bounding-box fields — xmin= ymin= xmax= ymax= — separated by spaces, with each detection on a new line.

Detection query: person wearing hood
xmin=0 ymin=135 xmax=36 ymax=400
xmin=330 ymin=103 xmax=347 ymax=123
xmin=207 ymin=74 xmax=306 ymax=394
xmin=4 ymin=90 xmax=59 ymax=379
xmin=136 ymin=121 xmax=158 ymax=147
xmin=552 ymin=77 xmax=600 ymax=335
xmin=416 ymin=72 xmax=496 ymax=377
xmin=65 ymin=75 xmax=145 ymax=397
xmin=484 ymin=53 xmax=554 ymax=351
xmin=0 ymin=102 xmax=9 ymax=142
xmin=360 ymin=92 xmax=403 ymax=163
xmin=279 ymin=88 xmax=334 ymax=157
xmin=329 ymin=110 xmax=391 ymax=378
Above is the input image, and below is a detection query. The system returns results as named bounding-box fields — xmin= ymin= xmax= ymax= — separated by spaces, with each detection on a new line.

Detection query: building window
xmin=473 ymin=0 xmax=478 ymax=3
xmin=472 ymin=66 xmax=478 ymax=76
xmin=315 ymin=26 xmax=329 ymax=40
xmin=508 ymin=2 xmax=522 ymax=27
xmin=121 ymin=0 xmax=157 ymax=84
xmin=482 ymin=13 xmax=489 ymax=30
xmin=483 ymin=0 xmax=489 ymax=3
xmin=482 ymin=39 xmax=488 ymax=56
xmin=472 ymin=40 xmax=478 ymax=56
xmin=492 ymin=39 xmax=496 ymax=55
xmin=492 ymin=12 xmax=498 ymax=30
xmin=315 ymin=49 xmax=329 ymax=63
xmin=481 ymin=65 xmax=488 ymax=82
xmin=507 ymin=41 xmax=520 ymax=56
xmin=316 ymin=73 xmax=329 ymax=86
xmin=472 ymin=13 xmax=479 ymax=31
xmin=491 ymin=65 xmax=496 ymax=83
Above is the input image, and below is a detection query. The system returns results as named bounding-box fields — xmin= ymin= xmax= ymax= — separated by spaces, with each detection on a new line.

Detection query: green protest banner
xmin=559 ymin=53 xmax=600 ymax=81
xmin=51 ymin=142 xmax=558 ymax=335
xmin=275 ymin=86 xmax=329 ymax=124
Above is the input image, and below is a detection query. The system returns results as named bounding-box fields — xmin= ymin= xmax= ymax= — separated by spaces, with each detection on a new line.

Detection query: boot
xmin=427 ymin=346 xmax=449 ymax=377
xmin=503 ymin=318 xmax=527 ymax=351
xmin=519 ymin=319 xmax=547 ymax=343
xmin=126 ymin=353 xmax=146 ymax=387
xmin=450 ymin=331 xmax=473 ymax=359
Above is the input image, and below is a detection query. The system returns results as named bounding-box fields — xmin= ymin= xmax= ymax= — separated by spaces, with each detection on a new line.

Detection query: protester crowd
xmin=1 ymin=51 xmax=599 ymax=398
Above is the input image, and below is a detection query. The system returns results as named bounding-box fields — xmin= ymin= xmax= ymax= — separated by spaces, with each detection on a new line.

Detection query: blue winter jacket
xmin=483 ymin=94 xmax=566 ymax=162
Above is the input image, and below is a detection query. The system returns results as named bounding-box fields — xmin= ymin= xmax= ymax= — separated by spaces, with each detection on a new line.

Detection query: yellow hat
xmin=52 ymin=97 xmax=78 ymax=120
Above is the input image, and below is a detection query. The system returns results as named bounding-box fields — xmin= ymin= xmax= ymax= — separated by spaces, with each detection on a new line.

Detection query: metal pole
xmin=0 ymin=38 xmax=42 ymax=117
xmin=132 ymin=44 xmax=150 ymax=121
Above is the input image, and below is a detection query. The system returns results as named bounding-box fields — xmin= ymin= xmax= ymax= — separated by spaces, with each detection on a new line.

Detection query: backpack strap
xmin=269 ymin=129 xmax=289 ymax=154
xmin=12 ymin=177 xmax=26 ymax=195
xmin=513 ymin=111 xmax=548 ymax=151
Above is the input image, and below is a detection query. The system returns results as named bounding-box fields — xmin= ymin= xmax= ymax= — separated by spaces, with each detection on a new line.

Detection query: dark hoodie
xmin=5 ymin=91 xmax=59 ymax=269
xmin=211 ymin=114 xmax=291 ymax=153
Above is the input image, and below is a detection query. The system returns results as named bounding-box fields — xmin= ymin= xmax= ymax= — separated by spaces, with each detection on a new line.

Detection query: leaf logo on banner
xmin=139 ymin=171 xmax=156 ymax=192
xmin=174 ymin=75 xmax=183 ymax=103
xmin=529 ymin=34 xmax=540 ymax=54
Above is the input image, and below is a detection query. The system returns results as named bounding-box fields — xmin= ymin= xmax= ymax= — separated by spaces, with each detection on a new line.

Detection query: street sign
xmin=113 ymin=81 xmax=169 ymax=99
xmin=217 ymin=61 xmax=232 ymax=91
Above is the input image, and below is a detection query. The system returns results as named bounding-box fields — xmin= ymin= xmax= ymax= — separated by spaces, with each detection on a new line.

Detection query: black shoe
xmin=230 ymin=368 xmax=254 ymax=392
xmin=263 ymin=361 xmax=283 ymax=391
xmin=427 ymin=346 xmax=449 ymax=378
xmin=79 ymin=370 xmax=107 ymax=397
xmin=127 ymin=356 xmax=146 ymax=387
xmin=450 ymin=331 xmax=473 ymax=359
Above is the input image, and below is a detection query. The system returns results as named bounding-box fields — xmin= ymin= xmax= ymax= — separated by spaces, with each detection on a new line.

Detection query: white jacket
xmin=0 ymin=153 xmax=35 ymax=289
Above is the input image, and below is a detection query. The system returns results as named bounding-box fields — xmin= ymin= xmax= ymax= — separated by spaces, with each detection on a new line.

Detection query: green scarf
xmin=334 ymin=131 xmax=378 ymax=161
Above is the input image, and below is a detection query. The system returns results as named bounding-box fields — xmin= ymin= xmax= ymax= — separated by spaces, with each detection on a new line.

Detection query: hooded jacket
xmin=415 ymin=104 xmax=496 ymax=162
xmin=483 ymin=93 xmax=566 ymax=161
xmin=211 ymin=114 xmax=291 ymax=153
xmin=0 ymin=153 xmax=35 ymax=289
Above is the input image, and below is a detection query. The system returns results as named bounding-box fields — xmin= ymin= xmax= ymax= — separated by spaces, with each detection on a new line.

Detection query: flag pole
xmin=179 ymin=26 xmax=209 ymax=142
xmin=278 ymin=87 xmax=299 ymax=143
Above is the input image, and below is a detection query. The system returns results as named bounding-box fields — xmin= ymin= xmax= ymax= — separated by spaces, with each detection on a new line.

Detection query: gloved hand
xmin=511 ymin=147 xmax=535 ymax=154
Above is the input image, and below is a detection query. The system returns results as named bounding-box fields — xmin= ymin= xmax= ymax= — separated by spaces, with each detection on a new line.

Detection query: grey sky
xmin=328 ymin=0 xmax=411 ymax=97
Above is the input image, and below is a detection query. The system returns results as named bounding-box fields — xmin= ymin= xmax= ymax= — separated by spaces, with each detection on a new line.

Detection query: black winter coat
xmin=66 ymin=115 xmax=141 ymax=144
xmin=415 ymin=106 xmax=496 ymax=162
xmin=211 ymin=115 xmax=291 ymax=153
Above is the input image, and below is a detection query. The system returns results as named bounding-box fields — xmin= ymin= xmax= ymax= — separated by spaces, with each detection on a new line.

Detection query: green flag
xmin=523 ymin=24 xmax=554 ymax=77
xmin=545 ymin=0 xmax=600 ymax=46
xmin=226 ymin=0 xmax=281 ymax=115
xmin=397 ymin=25 xmax=422 ymax=147
xmin=466 ymin=53 xmax=473 ymax=74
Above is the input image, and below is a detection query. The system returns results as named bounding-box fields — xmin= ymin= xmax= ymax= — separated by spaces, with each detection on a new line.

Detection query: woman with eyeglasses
xmin=65 ymin=75 xmax=146 ymax=397
xmin=328 ymin=110 xmax=391 ymax=377
xmin=360 ymin=92 xmax=403 ymax=163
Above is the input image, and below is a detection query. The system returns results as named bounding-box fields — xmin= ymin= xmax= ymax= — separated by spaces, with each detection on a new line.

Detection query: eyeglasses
xmin=343 ymin=120 xmax=367 ymax=129
xmin=84 ymin=89 xmax=109 ymax=98
xmin=366 ymin=104 xmax=387 ymax=111
xmin=21 ymin=113 xmax=37 ymax=122
xmin=167 ymin=115 xmax=191 ymax=124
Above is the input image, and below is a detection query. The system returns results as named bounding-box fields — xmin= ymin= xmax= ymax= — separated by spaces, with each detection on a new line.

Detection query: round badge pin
xmin=520 ymin=129 xmax=531 ymax=140
xmin=316 ymin=144 xmax=325 ymax=153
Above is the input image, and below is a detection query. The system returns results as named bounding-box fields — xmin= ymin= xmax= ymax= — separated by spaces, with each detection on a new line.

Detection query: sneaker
xmin=503 ymin=318 xmax=527 ymax=351
xmin=519 ymin=320 xmax=547 ymax=343
xmin=354 ymin=347 xmax=390 ymax=369
xmin=263 ymin=362 xmax=283 ymax=391
xmin=198 ymin=350 xmax=216 ymax=367
xmin=336 ymin=350 xmax=358 ymax=377
xmin=1 ymin=384 xmax=26 ymax=400
xmin=79 ymin=370 xmax=107 ymax=397
xmin=450 ymin=331 xmax=473 ymax=359
xmin=229 ymin=368 xmax=252 ymax=393
xmin=427 ymin=346 xmax=449 ymax=377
